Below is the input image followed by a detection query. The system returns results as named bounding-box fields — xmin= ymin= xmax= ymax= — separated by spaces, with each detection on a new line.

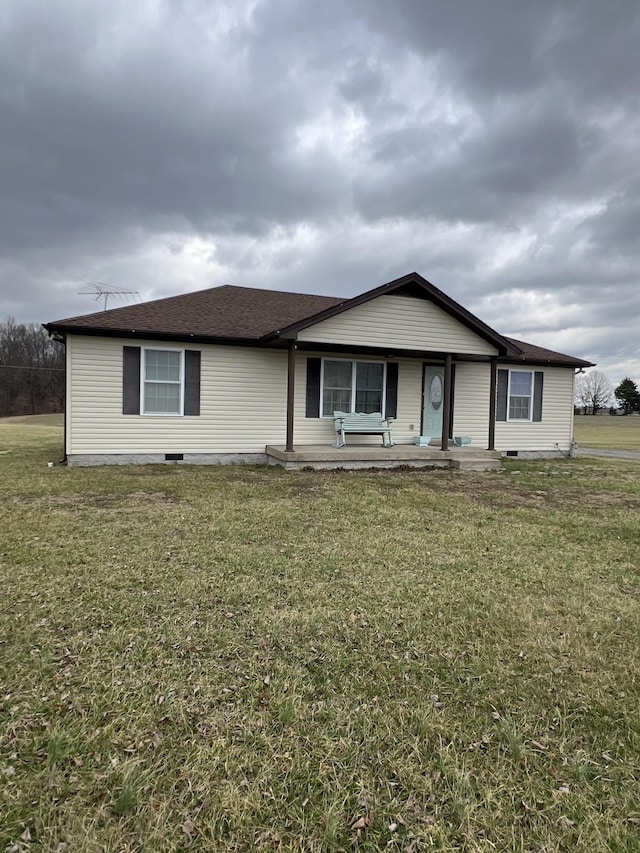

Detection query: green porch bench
xmin=333 ymin=411 xmax=395 ymax=448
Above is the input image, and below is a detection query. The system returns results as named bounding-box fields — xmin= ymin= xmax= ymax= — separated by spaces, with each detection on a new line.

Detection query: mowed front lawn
xmin=1 ymin=420 xmax=639 ymax=852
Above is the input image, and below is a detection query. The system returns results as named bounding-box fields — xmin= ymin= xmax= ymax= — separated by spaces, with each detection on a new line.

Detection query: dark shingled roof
xmin=45 ymin=285 xmax=343 ymax=341
xmin=44 ymin=282 xmax=594 ymax=367
xmin=503 ymin=337 xmax=594 ymax=368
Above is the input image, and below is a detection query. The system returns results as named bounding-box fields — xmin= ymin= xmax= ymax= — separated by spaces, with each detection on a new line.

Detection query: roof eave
xmin=43 ymin=324 xmax=264 ymax=347
xmin=497 ymin=355 xmax=596 ymax=369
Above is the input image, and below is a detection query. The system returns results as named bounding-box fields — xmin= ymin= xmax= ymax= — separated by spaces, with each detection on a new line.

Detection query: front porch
xmin=281 ymin=339 xmax=501 ymax=458
xmin=266 ymin=444 xmax=502 ymax=471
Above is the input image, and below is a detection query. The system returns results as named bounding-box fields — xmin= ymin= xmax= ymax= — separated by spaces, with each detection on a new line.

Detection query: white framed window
xmin=507 ymin=370 xmax=533 ymax=421
xmin=142 ymin=348 xmax=184 ymax=415
xmin=321 ymin=358 xmax=385 ymax=416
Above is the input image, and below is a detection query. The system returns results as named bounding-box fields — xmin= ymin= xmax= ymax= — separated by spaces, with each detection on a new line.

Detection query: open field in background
xmin=1 ymin=419 xmax=639 ymax=851
xmin=574 ymin=413 xmax=640 ymax=450
xmin=0 ymin=413 xmax=65 ymax=425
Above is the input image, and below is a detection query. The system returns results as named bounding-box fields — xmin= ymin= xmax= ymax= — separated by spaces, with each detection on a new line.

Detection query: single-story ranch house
xmin=44 ymin=272 xmax=593 ymax=469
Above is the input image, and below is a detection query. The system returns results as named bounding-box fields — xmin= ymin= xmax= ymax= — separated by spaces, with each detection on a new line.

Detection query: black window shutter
xmin=306 ymin=357 xmax=321 ymax=418
xmin=123 ymin=346 xmax=141 ymax=414
xmin=533 ymin=371 xmax=544 ymax=422
xmin=497 ymin=369 xmax=508 ymax=421
xmin=385 ymin=362 xmax=398 ymax=419
xmin=184 ymin=350 xmax=201 ymax=416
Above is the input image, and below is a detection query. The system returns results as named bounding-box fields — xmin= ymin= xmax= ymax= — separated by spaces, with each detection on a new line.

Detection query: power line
xmin=0 ymin=364 xmax=65 ymax=371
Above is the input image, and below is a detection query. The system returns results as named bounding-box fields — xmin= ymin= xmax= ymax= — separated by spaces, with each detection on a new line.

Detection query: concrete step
xmin=451 ymin=457 xmax=502 ymax=471
xmin=265 ymin=445 xmax=502 ymax=472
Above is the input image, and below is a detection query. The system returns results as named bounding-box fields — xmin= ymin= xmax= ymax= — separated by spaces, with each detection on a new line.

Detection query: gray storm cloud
xmin=1 ymin=0 xmax=639 ymax=381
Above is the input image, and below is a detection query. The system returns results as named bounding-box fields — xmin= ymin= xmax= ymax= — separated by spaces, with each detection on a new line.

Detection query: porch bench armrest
xmin=333 ymin=411 xmax=395 ymax=448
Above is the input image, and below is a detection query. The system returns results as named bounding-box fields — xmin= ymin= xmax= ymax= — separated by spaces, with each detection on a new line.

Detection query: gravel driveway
xmin=577 ymin=447 xmax=640 ymax=460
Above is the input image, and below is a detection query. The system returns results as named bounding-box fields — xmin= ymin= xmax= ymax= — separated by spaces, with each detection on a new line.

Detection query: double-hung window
xmin=321 ymin=359 xmax=385 ymax=416
xmin=142 ymin=348 xmax=183 ymax=415
xmin=508 ymin=370 xmax=533 ymax=421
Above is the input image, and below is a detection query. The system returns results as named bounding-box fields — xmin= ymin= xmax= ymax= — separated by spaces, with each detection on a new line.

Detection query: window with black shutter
xmin=122 ymin=346 xmax=201 ymax=415
xmin=497 ymin=368 xmax=543 ymax=422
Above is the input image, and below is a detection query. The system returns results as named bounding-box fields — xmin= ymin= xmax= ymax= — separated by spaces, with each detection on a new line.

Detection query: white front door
xmin=423 ymin=366 xmax=445 ymax=438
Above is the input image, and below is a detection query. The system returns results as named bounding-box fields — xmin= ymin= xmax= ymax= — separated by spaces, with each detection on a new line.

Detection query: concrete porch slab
xmin=265 ymin=444 xmax=502 ymax=471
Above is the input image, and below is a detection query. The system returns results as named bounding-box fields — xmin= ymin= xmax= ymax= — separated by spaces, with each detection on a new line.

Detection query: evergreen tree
xmin=614 ymin=377 xmax=640 ymax=415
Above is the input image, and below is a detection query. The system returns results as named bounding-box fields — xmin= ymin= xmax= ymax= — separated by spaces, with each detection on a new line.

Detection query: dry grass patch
xmin=1 ymin=418 xmax=639 ymax=851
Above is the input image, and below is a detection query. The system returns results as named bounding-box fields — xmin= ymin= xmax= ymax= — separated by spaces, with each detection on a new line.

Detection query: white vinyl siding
xmin=452 ymin=363 xmax=575 ymax=451
xmin=496 ymin=366 xmax=575 ymax=451
xmin=66 ymin=337 xmax=576 ymax=456
xmin=450 ymin=363 xmax=492 ymax=447
xmin=67 ymin=336 xmax=288 ymax=454
xmin=67 ymin=338 xmax=423 ymax=453
xmin=298 ymin=295 xmax=498 ymax=356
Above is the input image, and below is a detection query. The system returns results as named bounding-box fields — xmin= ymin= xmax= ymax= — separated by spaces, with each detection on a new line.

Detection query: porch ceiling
xmin=267 ymin=339 xmax=493 ymax=362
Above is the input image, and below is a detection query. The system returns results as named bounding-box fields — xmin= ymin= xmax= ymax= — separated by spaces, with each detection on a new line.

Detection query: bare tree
xmin=575 ymin=369 xmax=613 ymax=415
xmin=0 ymin=319 xmax=64 ymax=416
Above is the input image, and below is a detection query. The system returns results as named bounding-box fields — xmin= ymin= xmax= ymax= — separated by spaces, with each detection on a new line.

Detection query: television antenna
xmin=78 ymin=282 xmax=141 ymax=311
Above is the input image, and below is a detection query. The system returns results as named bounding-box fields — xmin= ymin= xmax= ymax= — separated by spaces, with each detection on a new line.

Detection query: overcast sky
xmin=1 ymin=0 xmax=639 ymax=383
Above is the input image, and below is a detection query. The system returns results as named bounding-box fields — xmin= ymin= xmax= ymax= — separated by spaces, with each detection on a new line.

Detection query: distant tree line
xmin=575 ymin=369 xmax=640 ymax=415
xmin=0 ymin=319 xmax=64 ymax=416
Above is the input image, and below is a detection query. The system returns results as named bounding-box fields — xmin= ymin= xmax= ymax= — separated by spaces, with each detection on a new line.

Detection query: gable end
xmin=274 ymin=272 xmax=515 ymax=356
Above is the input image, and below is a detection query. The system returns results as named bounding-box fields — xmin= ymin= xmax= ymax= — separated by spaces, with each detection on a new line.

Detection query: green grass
xmin=1 ymin=418 xmax=640 ymax=851
xmin=574 ymin=413 xmax=640 ymax=450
